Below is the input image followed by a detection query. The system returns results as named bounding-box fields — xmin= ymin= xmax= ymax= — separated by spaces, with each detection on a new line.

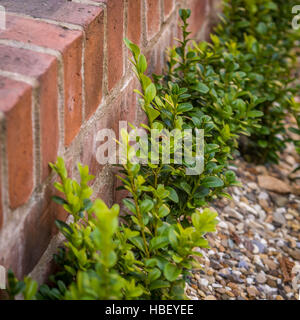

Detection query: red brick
xmin=22 ymin=182 xmax=68 ymax=276
xmin=1 ymin=1 xmax=105 ymax=140
xmin=153 ymin=24 xmax=177 ymax=75
xmin=0 ymin=76 xmax=34 ymax=209
xmin=188 ymin=0 xmax=207 ymax=38
xmin=0 ymin=179 xmax=68 ymax=279
xmin=0 ymin=45 xmax=59 ymax=182
xmin=41 ymin=2 xmax=105 ymax=121
xmin=95 ymin=179 xmax=116 ymax=208
xmin=0 ymin=14 xmax=84 ymax=146
xmin=63 ymin=37 xmax=83 ymax=146
xmin=84 ymin=12 xmax=105 ymax=119
xmin=127 ymin=0 xmax=142 ymax=46
xmin=0 ymin=144 xmax=2 ymax=230
xmin=145 ymin=49 xmax=156 ymax=76
xmin=39 ymin=66 xmax=59 ymax=180
xmin=0 ymin=234 xmax=23 ymax=279
xmin=164 ymin=0 xmax=175 ymax=19
xmin=107 ymin=0 xmax=124 ymax=91
xmin=146 ymin=0 xmax=161 ymax=40
xmin=81 ymin=96 xmax=121 ymax=177
xmin=0 ymin=14 xmax=82 ymax=53
xmin=119 ymin=78 xmax=138 ymax=124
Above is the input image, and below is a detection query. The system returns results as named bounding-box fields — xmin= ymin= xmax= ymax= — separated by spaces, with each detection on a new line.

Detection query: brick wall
xmin=0 ymin=0 xmax=217 ymax=282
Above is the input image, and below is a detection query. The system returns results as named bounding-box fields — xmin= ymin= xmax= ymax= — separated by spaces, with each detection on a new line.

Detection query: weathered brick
xmin=63 ymin=38 xmax=83 ymax=146
xmin=84 ymin=12 xmax=105 ymax=119
xmin=188 ymin=0 xmax=207 ymax=38
xmin=81 ymin=96 xmax=121 ymax=177
xmin=0 ymin=232 xmax=23 ymax=279
xmin=0 ymin=178 xmax=68 ymax=279
xmin=146 ymin=0 xmax=161 ymax=40
xmin=107 ymin=0 xmax=124 ymax=91
xmin=0 ymin=45 xmax=59 ymax=182
xmin=0 ymin=76 xmax=34 ymax=209
xmin=95 ymin=177 xmax=116 ymax=208
xmin=47 ymin=1 xmax=105 ymax=117
xmin=164 ymin=0 xmax=175 ymax=20
xmin=0 ymin=144 xmax=2 ymax=230
xmin=127 ymin=0 xmax=142 ymax=46
xmin=21 ymin=182 xmax=68 ymax=276
xmin=1 ymin=1 xmax=105 ymax=141
xmin=81 ymin=77 xmax=138 ymax=180
xmin=119 ymin=78 xmax=138 ymax=124
xmin=0 ymin=14 xmax=84 ymax=147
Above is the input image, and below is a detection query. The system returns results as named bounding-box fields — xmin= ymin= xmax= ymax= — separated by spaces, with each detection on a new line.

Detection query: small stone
xmin=218 ymin=221 xmax=228 ymax=229
xmin=210 ymin=260 xmax=222 ymax=270
xmin=253 ymin=255 xmax=264 ymax=268
xmin=258 ymin=192 xmax=269 ymax=200
xmin=236 ymin=222 xmax=244 ymax=231
xmin=264 ymin=223 xmax=275 ymax=231
xmin=225 ymin=273 xmax=244 ymax=284
xmin=286 ymin=155 xmax=295 ymax=166
xmin=273 ymin=209 xmax=286 ymax=226
xmin=247 ymin=286 xmax=259 ymax=297
xmin=261 ymin=284 xmax=278 ymax=295
xmin=253 ymin=244 xmax=260 ymax=254
xmin=262 ymin=257 xmax=277 ymax=271
xmin=228 ymin=239 xmax=235 ymax=249
xmin=256 ymin=272 xmax=267 ymax=284
xmin=259 ymin=199 xmax=271 ymax=213
xmin=238 ymin=202 xmax=258 ymax=216
xmin=252 ymin=240 xmax=266 ymax=253
xmin=216 ymin=288 xmax=226 ymax=294
xmin=207 ymin=269 xmax=214 ymax=276
xmin=288 ymin=238 xmax=297 ymax=249
xmin=238 ymin=260 xmax=249 ymax=269
xmin=240 ymin=196 xmax=249 ymax=204
xmin=271 ymin=194 xmax=288 ymax=207
xmin=289 ymin=249 xmax=300 ymax=260
xmin=267 ymin=278 xmax=277 ymax=288
xmin=204 ymin=295 xmax=217 ymax=300
xmin=277 ymin=239 xmax=285 ymax=247
xmin=244 ymin=239 xmax=254 ymax=252
xmin=199 ymin=278 xmax=209 ymax=287
xmin=212 ymin=283 xmax=223 ymax=288
xmin=225 ymin=290 xmax=235 ymax=297
xmin=225 ymin=207 xmax=244 ymax=221
xmin=292 ymin=186 xmax=300 ymax=196
xmin=227 ymin=282 xmax=238 ymax=290
xmin=258 ymin=175 xmax=292 ymax=194
xmin=197 ymin=289 xmax=206 ymax=298
xmin=219 ymin=245 xmax=225 ymax=252
xmin=284 ymin=285 xmax=292 ymax=294
xmin=247 ymin=182 xmax=258 ymax=190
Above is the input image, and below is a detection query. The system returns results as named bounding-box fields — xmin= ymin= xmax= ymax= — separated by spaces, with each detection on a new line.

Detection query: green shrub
xmin=155 ymin=9 xmax=264 ymax=161
xmin=125 ymin=30 xmax=241 ymax=219
xmin=157 ymin=3 xmax=299 ymax=165
xmin=6 ymin=151 xmax=218 ymax=300
xmin=214 ymin=0 xmax=299 ymax=163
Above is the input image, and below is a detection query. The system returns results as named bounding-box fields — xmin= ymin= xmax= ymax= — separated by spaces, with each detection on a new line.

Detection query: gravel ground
xmin=186 ymin=141 xmax=300 ymax=300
